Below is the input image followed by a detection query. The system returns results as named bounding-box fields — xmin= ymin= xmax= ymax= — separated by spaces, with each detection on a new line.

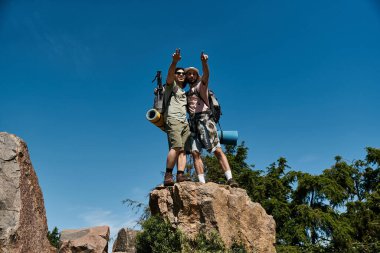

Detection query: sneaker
xmin=227 ymin=178 xmax=238 ymax=188
xmin=164 ymin=172 xmax=174 ymax=186
xmin=176 ymin=173 xmax=191 ymax=183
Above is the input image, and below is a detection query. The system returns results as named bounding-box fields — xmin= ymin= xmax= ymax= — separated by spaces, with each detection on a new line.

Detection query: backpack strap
xmin=196 ymin=89 xmax=210 ymax=107
xmin=163 ymin=84 xmax=174 ymax=114
xmin=187 ymin=89 xmax=222 ymax=127
xmin=186 ymin=87 xmax=210 ymax=108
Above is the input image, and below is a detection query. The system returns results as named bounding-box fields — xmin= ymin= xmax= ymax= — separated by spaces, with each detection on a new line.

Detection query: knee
xmin=192 ymin=151 xmax=201 ymax=160
xmin=214 ymin=148 xmax=224 ymax=158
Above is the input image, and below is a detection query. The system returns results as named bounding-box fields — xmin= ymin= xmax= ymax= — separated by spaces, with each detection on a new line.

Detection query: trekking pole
xmin=152 ymin=71 xmax=163 ymax=90
xmin=152 ymin=71 xmax=164 ymax=112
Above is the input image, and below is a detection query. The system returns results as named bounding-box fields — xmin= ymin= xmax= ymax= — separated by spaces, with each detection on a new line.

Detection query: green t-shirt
xmin=164 ymin=81 xmax=187 ymax=123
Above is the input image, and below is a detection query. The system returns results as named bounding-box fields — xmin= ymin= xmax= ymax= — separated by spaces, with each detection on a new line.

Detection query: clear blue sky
xmin=1 ymin=0 xmax=379 ymax=241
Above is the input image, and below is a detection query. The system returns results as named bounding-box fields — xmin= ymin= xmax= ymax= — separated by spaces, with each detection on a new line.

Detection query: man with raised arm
xmin=186 ymin=52 xmax=238 ymax=187
xmin=162 ymin=49 xmax=191 ymax=186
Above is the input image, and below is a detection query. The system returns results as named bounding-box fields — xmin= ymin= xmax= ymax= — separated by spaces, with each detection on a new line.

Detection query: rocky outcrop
xmin=150 ymin=182 xmax=276 ymax=253
xmin=0 ymin=132 xmax=54 ymax=253
xmin=112 ymin=228 xmax=137 ymax=253
xmin=59 ymin=226 xmax=110 ymax=253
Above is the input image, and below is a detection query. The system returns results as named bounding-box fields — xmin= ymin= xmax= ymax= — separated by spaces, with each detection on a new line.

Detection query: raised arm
xmin=200 ymin=51 xmax=209 ymax=86
xmin=166 ymin=48 xmax=181 ymax=85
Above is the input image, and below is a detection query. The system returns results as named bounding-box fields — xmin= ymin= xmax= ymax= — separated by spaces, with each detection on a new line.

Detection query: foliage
xmin=136 ymin=216 xmax=249 ymax=253
xmin=229 ymin=241 xmax=248 ymax=253
xmin=47 ymin=226 xmax=60 ymax=249
xmin=136 ymin=215 xmax=182 ymax=253
xmin=200 ymin=143 xmax=380 ymax=252
xmin=184 ymin=230 xmax=225 ymax=253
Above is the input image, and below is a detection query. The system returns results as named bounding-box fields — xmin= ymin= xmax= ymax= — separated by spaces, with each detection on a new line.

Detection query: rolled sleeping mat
xmin=146 ymin=109 xmax=165 ymax=131
xmin=217 ymin=130 xmax=238 ymax=145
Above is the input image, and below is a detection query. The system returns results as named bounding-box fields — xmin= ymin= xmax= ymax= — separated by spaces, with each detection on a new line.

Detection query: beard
xmin=188 ymin=78 xmax=198 ymax=85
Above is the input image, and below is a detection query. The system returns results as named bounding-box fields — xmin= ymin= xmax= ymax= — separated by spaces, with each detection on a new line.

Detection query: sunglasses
xmin=175 ymin=72 xmax=185 ymax=75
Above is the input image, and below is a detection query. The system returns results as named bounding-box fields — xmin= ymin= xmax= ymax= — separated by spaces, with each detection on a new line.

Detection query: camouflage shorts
xmin=191 ymin=112 xmax=221 ymax=153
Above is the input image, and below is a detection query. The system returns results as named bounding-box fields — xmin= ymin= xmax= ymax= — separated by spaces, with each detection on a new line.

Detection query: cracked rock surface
xmin=112 ymin=228 xmax=137 ymax=253
xmin=0 ymin=132 xmax=54 ymax=253
xmin=150 ymin=182 xmax=277 ymax=253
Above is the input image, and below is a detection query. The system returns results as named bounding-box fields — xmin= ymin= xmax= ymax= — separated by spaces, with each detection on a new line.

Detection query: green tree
xmin=135 ymin=216 xmax=247 ymax=252
xmin=47 ymin=227 xmax=60 ymax=249
xmin=200 ymin=143 xmax=380 ymax=252
xmin=136 ymin=216 xmax=182 ymax=253
xmin=342 ymin=147 xmax=380 ymax=252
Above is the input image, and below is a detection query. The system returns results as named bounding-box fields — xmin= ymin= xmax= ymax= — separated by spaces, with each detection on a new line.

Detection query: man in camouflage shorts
xmin=185 ymin=52 xmax=238 ymax=187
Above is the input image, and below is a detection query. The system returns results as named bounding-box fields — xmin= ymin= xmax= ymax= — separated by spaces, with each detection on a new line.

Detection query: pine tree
xmin=199 ymin=143 xmax=380 ymax=252
xmin=47 ymin=227 xmax=60 ymax=249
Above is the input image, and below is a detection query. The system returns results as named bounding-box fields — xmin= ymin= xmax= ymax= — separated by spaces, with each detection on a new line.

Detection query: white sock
xmin=225 ymin=170 xmax=232 ymax=180
xmin=198 ymin=174 xmax=206 ymax=183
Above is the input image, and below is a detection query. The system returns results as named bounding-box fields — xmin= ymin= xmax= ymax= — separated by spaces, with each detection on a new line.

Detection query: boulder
xmin=112 ymin=228 xmax=137 ymax=253
xmin=0 ymin=132 xmax=54 ymax=253
xmin=59 ymin=226 xmax=110 ymax=253
xmin=150 ymin=182 xmax=276 ymax=253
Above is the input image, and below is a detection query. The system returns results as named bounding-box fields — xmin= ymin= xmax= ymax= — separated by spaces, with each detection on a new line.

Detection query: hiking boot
xmin=227 ymin=178 xmax=239 ymax=188
xmin=176 ymin=173 xmax=191 ymax=183
xmin=164 ymin=172 xmax=174 ymax=186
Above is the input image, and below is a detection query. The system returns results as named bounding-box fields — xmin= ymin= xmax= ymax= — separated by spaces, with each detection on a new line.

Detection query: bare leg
xmin=213 ymin=147 xmax=237 ymax=186
xmin=177 ymin=151 xmax=186 ymax=172
xmin=192 ymin=151 xmax=204 ymax=175
xmin=213 ymin=147 xmax=230 ymax=172
xmin=164 ymin=147 xmax=182 ymax=186
xmin=166 ymin=148 xmax=181 ymax=169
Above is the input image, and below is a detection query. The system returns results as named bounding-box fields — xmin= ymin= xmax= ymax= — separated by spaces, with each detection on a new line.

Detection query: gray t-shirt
xmin=164 ymin=81 xmax=187 ymax=123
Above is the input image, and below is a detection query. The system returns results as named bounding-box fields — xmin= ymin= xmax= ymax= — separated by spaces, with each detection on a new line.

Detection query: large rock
xmin=59 ymin=226 xmax=110 ymax=253
xmin=150 ymin=182 xmax=276 ymax=253
xmin=0 ymin=132 xmax=54 ymax=253
xmin=112 ymin=228 xmax=137 ymax=253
